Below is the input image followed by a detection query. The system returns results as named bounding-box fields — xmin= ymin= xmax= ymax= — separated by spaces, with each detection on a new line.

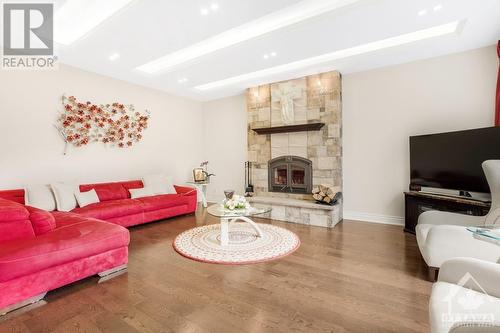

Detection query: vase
xmin=224 ymin=190 xmax=234 ymax=200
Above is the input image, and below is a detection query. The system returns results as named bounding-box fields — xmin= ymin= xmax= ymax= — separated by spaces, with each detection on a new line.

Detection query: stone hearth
xmin=246 ymin=71 xmax=342 ymax=228
xmin=249 ymin=196 xmax=342 ymax=228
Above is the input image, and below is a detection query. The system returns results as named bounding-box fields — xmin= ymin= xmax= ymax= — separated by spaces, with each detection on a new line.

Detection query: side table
xmin=186 ymin=181 xmax=209 ymax=208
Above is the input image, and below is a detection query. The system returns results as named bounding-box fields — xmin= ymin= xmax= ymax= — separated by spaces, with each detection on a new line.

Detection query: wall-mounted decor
xmin=55 ymin=95 xmax=150 ymax=153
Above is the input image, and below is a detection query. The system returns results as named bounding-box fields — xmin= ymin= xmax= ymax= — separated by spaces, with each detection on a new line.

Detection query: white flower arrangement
xmin=223 ymin=194 xmax=251 ymax=211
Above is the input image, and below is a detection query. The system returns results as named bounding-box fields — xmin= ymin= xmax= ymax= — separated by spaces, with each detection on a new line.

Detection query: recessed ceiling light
xmin=136 ymin=0 xmax=362 ymax=74
xmin=418 ymin=9 xmax=427 ymax=16
xmin=270 ymin=52 xmax=277 ymax=57
xmin=54 ymin=0 xmax=134 ymax=46
xmin=195 ymin=21 xmax=462 ymax=91
xmin=109 ymin=53 xmax=120 ymax=61
xmin=178 ymin=78 xmax=188 ymax=83
xmin=433 ymin=4 xmax=443 ymax=11
xmin=263 ymin=54 xmax=269 ymax=59
xmin=200 ymin=8 xmax=209 ymax=16
xmin=210 ymin=3 xmax=219 ymax=11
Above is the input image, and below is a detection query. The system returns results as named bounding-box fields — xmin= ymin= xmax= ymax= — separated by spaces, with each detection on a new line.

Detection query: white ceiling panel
xmin=9 ymin=0 xmax=498 ymax=100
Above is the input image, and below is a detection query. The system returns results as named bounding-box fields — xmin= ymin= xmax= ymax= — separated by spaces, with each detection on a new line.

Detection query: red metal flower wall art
xmin=56 ymin=95 xmax=150 ymax=154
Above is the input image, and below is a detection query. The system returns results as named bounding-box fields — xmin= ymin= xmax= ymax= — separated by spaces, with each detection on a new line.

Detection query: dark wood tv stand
xmin=404 ymin=191 xmax=490 ymax=234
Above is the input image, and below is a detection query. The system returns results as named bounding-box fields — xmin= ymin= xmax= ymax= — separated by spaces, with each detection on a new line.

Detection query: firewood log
xmin=313 ymin=184 xmax=340 ymax=205
xmin=313 ymin=193 xmax=323 ymax=201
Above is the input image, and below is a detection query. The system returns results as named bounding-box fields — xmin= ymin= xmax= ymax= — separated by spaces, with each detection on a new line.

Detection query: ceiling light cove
xmin=135 ymin=0 xmax=362 ymax=74
xmin=195 ymin=21 xmax=463 ymax=91
xmin=263 ymin=52 xmax=277 ymax=59
xmin=433 ymin=4 xmax=443 ymax=12
xmin=109 ymin=53 xmax=121 ymax=61
xmin=54 ymin=0 xmax=134 ymax=46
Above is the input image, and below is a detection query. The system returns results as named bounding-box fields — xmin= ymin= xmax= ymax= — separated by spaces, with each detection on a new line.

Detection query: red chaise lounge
xmin=0 ymin=199 xmax=130 ymax=314
xmin=0 ymin=180 xmax=197 ymax=314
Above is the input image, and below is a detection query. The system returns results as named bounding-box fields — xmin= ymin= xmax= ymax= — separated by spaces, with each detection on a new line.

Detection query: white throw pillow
xmin=129 ymin=187 xmax=153 ymax=199
xmin=142 ymin=174 xmax=176 ymax=195
xmin=51 ymin=183 xmax=78 ymax=212
xmin=75 ymin=189 xmax=100 ymax=208
xmin=24 ymin=185 xmax=56 ymax=211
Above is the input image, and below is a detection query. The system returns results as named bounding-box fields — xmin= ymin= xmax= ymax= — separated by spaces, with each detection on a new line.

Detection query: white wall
xmin=342 ymin=45 xmax=497 ymax=224
xmin=2 ymin=46 xmax=496 ymax=222
xmin=0 ymin=64 xmax=203 ymax=188
xmin=200 ymin=45 xmax=498 ymax=224
xmin=201 ymin=94 xmax=247 ymax=201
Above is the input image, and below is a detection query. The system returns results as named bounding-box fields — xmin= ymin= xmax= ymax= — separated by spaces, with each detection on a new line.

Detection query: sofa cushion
xmin=71 ymin=199 xmax=143 ymax=220
xmin=0 ymin=214 xmax=129 ymax=282
xmin=75 ymin=189 xmax=100 ymax=208
xmin=24 ymin=185 xmax=56 ymax=211
xmin=79 ymin=183 xmax=129 ymax=202
xmin=129 ymin=187 xmax=153 ymax=199
xmin=0 ymin=198 xmax=29 ymax=222
xmin=136 ymin=194 xmax=189 ymax=212
xmin=121 ymin=180 xmax=145 ymax=196
xmin=51 ymin=183 xmax=78 ymax=212
xmin=26 ymin=206 xmax=56 ymax=235
xmin=0 ymin=198 xmax=35 ymax=243
xmin=0 ymin=220 xmax=35 ymax=243
xmin=0 ymin=189 xmax=25 ymax=204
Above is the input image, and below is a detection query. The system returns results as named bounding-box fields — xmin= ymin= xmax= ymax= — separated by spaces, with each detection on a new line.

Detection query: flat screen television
xmin=410 ymin=127 xmax=500 ymax=194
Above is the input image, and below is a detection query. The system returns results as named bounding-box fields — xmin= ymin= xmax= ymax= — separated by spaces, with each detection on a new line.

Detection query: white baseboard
xmin=343 ymin=211 xmax=404 ymax=226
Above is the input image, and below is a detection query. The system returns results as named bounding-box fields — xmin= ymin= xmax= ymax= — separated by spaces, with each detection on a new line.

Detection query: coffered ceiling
xmin=3 ymin=0 xmax=500 ymax=100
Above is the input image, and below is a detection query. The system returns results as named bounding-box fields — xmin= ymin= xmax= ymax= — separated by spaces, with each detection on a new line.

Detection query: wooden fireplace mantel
xmin=252 ymin=122 xmax=325 ymax=135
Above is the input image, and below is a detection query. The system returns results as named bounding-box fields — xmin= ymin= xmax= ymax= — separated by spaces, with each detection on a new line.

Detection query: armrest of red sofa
xmin=174 ymin=185 xmax=197 ymax=196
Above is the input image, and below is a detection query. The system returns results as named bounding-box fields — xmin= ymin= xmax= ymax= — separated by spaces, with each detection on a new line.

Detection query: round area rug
xmin=173 ymin=222 xmax=300 ymax=265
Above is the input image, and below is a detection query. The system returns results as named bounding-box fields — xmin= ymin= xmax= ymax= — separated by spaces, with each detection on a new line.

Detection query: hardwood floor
xmin=0 ymin=206 xmax=432 ymax=332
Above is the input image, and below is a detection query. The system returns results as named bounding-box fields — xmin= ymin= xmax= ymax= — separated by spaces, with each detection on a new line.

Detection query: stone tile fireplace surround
xmin=246 ymin=71 xmax=342 ymax=228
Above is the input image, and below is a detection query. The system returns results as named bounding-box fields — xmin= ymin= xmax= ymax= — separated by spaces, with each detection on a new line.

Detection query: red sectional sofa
xmin=0 ymin=180 xmax=197 ymax=314
xmin=73 ymin=181 xmax=197 ymax=227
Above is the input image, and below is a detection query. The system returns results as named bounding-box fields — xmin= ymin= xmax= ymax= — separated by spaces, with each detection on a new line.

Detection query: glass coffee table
xmin=207 ymin=204 xmax=271 ymax=246
xmin=467 ymin=225 xmax=500 ymax=246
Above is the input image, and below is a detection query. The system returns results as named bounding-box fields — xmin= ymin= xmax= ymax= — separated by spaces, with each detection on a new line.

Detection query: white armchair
xmin=416 ymin=160 xmax=500 ymax=280
xmin=430 ymin=258 xmax=500 ymax=333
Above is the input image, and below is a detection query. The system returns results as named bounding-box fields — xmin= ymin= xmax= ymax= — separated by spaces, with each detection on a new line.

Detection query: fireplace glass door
xmin=268 ymin=156 xmax=312 ymax=194
xmin=274 ymin=167 xmax=288 ymax=186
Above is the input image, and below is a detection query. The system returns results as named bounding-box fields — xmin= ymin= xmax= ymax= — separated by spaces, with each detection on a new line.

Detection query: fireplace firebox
xmin=268 ymin=156 xmax=312 ymax=194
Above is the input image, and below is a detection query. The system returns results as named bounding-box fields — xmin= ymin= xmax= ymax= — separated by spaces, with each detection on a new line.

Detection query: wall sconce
xmin=316 ymin=77 xmax=329 ymax=112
